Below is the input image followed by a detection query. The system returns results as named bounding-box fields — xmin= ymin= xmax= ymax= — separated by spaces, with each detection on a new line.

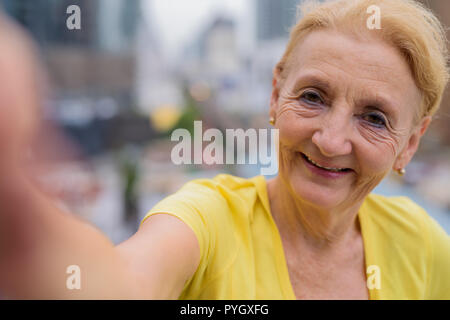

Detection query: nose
xmin=311 ymin=108 xmax=353 ymax=157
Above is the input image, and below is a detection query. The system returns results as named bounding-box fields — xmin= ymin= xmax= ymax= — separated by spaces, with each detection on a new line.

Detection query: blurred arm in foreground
xmin=0 ymin=14 xmax=199 ymax=299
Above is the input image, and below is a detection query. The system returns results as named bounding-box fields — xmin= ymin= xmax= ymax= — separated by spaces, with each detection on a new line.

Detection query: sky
xmin=145 ymin=0 xmax=254 ymax=58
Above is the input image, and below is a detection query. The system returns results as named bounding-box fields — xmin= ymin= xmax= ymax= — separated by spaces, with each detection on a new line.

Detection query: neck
xmin=266 ymin=176 xmax=363 ymax=250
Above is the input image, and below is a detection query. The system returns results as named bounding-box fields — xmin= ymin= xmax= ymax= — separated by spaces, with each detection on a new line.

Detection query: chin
xmin=294 ymin=180 xmax=346 ymax=210
xmin=282 ymin=168 xmax=348 ymax=210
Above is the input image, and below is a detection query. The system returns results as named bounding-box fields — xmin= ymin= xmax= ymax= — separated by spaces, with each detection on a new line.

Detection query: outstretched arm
xmin=0 ymin=168 xmax=200 ymax=299
xmin=0 ymin=16 xmax=200 ymax=298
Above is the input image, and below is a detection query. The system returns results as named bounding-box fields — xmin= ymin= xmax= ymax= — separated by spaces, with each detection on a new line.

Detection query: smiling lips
xmin=300 ymin=152 xmax=353 ymax=173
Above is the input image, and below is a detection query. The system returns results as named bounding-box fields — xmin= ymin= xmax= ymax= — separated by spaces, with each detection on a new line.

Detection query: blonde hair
xmin=276 ymin=0 xmax=450 ymax=121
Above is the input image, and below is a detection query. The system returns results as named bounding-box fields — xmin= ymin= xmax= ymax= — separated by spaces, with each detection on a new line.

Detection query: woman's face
xmin=270 ymin=30 xmax=429 ymax=210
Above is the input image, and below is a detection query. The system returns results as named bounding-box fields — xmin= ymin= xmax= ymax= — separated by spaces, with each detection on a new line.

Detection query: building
xmin=180 ymin=15 xmax=245 ymax=115
xmin=1 ymin=0 xmax=142 ymax=94
xmin=248 ymin=0 xmax=301 ymax=115
xmin=134 ymin=1 xmax=177 ymax=114
xmin=1 ymin=0 xmax=98 ymax=47
xmin=256 ymin=0 xmax=300 ymax=41
xmin=417 ymin=0 xmax=450 ymax=145
xmin=0 ymin=0 xmax=157 ymax=154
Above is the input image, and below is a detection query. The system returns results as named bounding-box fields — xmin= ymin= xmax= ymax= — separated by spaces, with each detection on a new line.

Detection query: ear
xmin=270 ymin=66 xmax=283 ymax=120
xmin=393 ymin=116 xmax=432 ymax=171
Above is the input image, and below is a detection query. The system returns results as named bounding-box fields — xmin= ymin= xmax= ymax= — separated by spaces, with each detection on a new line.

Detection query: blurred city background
xmin=1 ymin=0 xmax=449 ymax=243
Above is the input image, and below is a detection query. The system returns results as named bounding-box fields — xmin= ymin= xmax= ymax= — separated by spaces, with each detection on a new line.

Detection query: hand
xmin=0 ymin=22 xmax=77 ymax=298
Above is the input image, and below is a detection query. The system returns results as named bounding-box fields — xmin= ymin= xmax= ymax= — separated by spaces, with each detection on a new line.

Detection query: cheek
xmin=353 ymin=136 xmax=401 ymax=180
xmin=357 ymin=145 xmax=392 ymax=175
xmin=276 ymin=114 xmax=317 ymax=178
xmin=357 ymin=125 xmax=400 ymax=157
xmin=276 ymin=102 xmax=319 ymax=148
xmin=356 ymin=124 xmax=407 ymax=174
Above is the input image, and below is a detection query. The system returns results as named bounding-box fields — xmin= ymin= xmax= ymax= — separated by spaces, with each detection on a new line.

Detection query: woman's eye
xmin=362 ymin=112 xmax=387 ymax=127
xmin=300 ymin=91 xmax=323 ymax=105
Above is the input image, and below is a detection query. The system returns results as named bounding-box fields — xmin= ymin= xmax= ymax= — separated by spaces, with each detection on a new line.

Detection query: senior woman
xmin=0 ymin=0 xmax=449 ymax=300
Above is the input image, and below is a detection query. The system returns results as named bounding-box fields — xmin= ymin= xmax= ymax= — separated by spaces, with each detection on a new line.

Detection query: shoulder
xmin=185 ymin=173 xmax=263 ymax=194
xmin=362 ymin=193 xmax=442 ymax=253
xmin=142 ymin=173 xmax=262 ymax=231
xmin=173 ymin=173 xmax=264 ymax=218
xmin=363 ymin=193 xmax=429 ymax=232
xmin=362 ymin=193 xmax=450 ymax=298
xmin=363 ymin=193 xmax=448 ymax=241
xmin=141 ymin=173 xmax=265 ymax=298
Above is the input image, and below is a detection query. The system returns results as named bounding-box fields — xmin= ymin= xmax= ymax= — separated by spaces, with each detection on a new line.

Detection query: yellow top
xmin=140 ymin=174 xmax=450 ymax=299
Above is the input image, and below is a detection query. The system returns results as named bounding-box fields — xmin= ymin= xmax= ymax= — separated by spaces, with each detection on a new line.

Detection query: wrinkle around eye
xmin=281 ymin=86 xmax=301 ymax=100
xmin=357 ymin=121 xmax=408 ymax=157
xmin=277 ymin=101 xmax=321 ymax=120
xmin=277 ymin=87 xmax=324 ymax=119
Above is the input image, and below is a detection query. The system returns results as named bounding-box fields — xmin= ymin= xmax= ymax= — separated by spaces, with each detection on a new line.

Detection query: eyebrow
xmin=359 ymin=93 xmax=397 ymax=120
xmin=291 ymin=73 xmax=333 ymax=94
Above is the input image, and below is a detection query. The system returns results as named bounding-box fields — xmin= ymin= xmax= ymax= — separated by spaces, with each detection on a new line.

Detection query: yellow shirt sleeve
xmin=425 ymin=214 xmax=450 ymax=299
xmin=140 ymin=178 xmax=239 ymax=298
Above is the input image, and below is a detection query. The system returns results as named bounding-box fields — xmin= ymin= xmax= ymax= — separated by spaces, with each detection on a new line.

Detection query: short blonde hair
xmin=276 ymin=0 xmax=450 ymax=121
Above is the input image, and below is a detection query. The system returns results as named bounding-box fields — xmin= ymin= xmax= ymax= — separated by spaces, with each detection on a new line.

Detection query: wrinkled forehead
xmin=288 ymin=30 xmax=411 ymax=84
xmin=284 ymin=29 xmax=421 ymax=104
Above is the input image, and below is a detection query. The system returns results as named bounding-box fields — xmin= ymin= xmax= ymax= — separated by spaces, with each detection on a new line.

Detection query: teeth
xmin=305 ymin=154 xmax=347 ymax=172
